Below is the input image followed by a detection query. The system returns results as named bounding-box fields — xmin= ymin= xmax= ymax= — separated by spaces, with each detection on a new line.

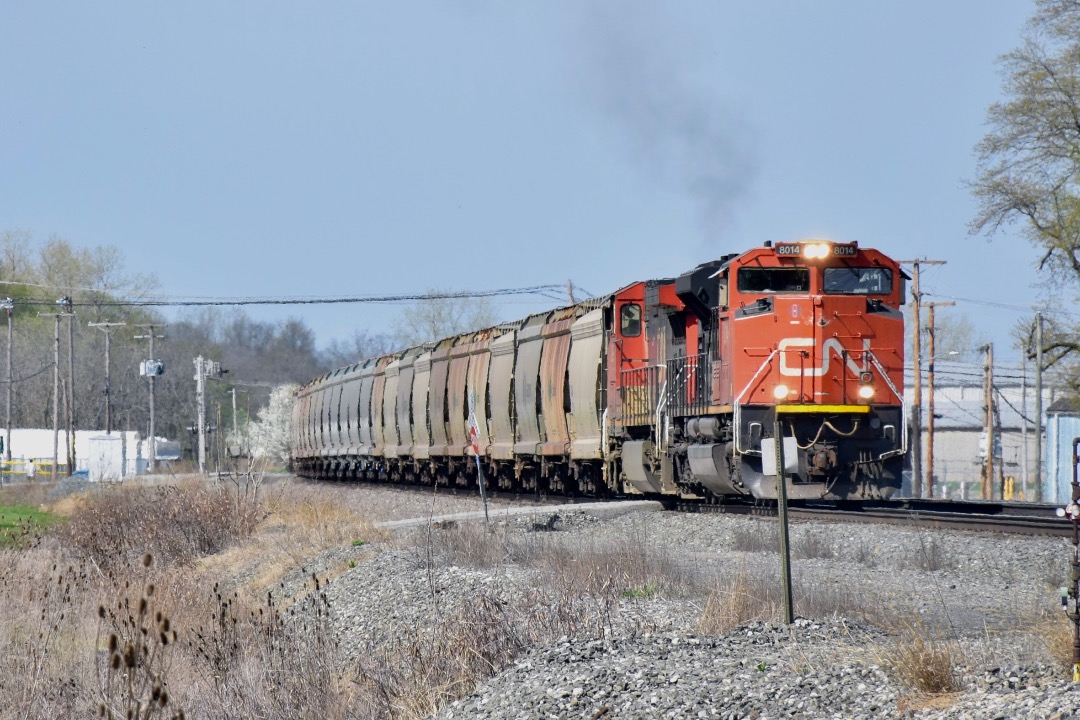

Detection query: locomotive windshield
xmin=823 ymin=267 xmax=893 ymax=294
xmin=737 ymin=268 xmax=810 ymax=293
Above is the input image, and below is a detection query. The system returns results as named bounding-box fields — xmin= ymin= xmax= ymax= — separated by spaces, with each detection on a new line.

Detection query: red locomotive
xmin=291 ymin=239 xmax=907 ymax=501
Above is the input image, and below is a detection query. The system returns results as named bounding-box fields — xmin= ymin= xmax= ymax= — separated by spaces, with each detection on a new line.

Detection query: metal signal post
xmin=772 ymin=421 xmax=795 ymax=625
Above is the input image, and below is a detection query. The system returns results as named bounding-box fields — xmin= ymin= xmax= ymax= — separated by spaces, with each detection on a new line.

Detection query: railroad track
xmin=303 ymin=476 xmax=1075 ymax=537
xmin=682 ymin=497 xmax=1075 ymax=537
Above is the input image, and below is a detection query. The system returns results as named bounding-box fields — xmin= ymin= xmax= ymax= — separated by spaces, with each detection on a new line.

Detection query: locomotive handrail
xmin=865 ymin=350 xmax=908 ymax=459
xmin=655 ymin=377 xmax=669 ymax=452
xmin=733 ymin=350 xmax=778 ymax=456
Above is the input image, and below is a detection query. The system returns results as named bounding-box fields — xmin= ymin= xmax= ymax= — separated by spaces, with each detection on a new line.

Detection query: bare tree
xmin=393 ymin=288 xmax=500 ymax=348
xmin=903 ymin=307 xmax=986 ymax=361
xmin=322 ymin=329 xmax=394 ymax=367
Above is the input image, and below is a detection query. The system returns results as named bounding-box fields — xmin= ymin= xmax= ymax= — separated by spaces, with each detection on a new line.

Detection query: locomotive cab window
xmin=823 ymin=267 xmax=893 ymax=295
xmin=620 ymin=303 xmax=642 ymax=337
xmin=737 ymin=268 xmax=810 ymax=294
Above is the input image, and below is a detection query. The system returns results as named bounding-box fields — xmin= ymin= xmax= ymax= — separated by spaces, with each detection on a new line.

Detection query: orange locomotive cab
xmin=667 ymin=240 xmax=907 ymax=501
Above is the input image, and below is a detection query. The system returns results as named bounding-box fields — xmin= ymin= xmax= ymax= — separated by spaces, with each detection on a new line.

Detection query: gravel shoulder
xmin=281 ymin=483 xmax=1080 ymax=719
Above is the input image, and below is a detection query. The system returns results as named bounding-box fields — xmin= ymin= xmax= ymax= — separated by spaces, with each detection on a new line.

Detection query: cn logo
xmin=777 ymin=338 xmax=870 ymax=377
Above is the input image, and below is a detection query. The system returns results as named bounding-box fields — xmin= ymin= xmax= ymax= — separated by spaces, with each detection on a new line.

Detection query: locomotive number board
xmin=774 ymin=243 xmax=858 ymax=257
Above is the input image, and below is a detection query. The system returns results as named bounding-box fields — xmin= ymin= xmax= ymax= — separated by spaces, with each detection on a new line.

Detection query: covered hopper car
xmin=291 ymin=239 xmax=908 ymax=501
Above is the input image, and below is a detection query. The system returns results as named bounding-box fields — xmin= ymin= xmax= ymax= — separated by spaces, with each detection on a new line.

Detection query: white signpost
xmin=467 ymin=395 xmax=490 ymax=525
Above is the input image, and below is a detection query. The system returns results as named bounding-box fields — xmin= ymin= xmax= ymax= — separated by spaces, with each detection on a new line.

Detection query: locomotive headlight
xmin=857 ymin=385 xmax=875 ymax=400
xmin=803 ymin=242 xmax=830 ymax=259
xmin=773 ymin=384 xmax=790 ymax=399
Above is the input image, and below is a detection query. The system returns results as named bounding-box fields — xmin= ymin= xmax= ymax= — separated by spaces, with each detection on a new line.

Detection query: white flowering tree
xmin=246 ymin=383 xmax=298 ymax=467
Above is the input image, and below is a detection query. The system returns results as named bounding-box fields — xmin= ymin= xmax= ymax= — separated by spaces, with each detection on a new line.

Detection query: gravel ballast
xmin=288 ymin=485 xmax=1080 ymax=719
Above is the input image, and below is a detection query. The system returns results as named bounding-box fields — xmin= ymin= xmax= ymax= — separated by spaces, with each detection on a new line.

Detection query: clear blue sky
xmin=0 ymin=1 xmax=1044 ymax=361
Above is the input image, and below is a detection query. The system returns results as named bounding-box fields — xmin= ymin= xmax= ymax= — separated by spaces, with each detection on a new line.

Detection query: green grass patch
xmin=620 ymin=584 xmax=659 ymax=600
xmin=0 ymin=504 xmax=58 ymax=546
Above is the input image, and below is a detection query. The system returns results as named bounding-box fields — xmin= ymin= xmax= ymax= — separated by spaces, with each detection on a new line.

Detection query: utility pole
xmin=925 ymin=301 xmax=954 ymax=498
xmin=900 ymin=258 xmax=946 ymax=498
xmin=1035 ymin=313 xmax=1044 ymax=502
xmin=1022 ymin=352 xmax=1029 ymax=500
xmin=61 ymin=297 xmax=76 ymax=474
xmin=41 ymin=300 xmax=74 ymax=481
xmin=1 ymin=298 xmax=12 ymax=465
xmin=195 ymin=356 xmax=206 ymax=474
xmin=982 ymin=343 xmax=995 ymax=500
xmin=192 ymin=356 xmax=224 ymax=474
xmin=135 ymin=325 xmax=165 ymax=472
xmin=231 ymin=387 xmax=238 ymax=439
xmin=54 ymin=313 xmax=60 ymax=481
xmin=567 ymin=279 xmax=576 ymax=305
xmin=215 ymin=402 xmax=222 ymax=475
xmin=89 ymin=322 xmax=126 ymax=435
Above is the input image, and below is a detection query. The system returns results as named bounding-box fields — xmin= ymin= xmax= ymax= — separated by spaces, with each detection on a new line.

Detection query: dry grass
xmin=416 ymin=516 xmax=708 ymax=601
xmin=794 ymin=529 xmax=836 ymax=560
xmin=0 ymin=479 xmax=1062 ymax=720
xmin=901 ymin=534 xmax=953 ymax=572
xmin=1036 ymin=613 xmax=1075 ymax=671
xmin=353 ymin=588 xmax=534 ymax=718
xmin=57 ymin=481 xmax=261 ymax=573
xmin=0 ymin=482 xmax=53 ymax=508
xmin=877 ymin=617 xmax=963 ymax=697
xmin=730 ymin=521 xmax=837 ymax=561
xmin=360 ymin=520 xmax=704 ymax=719
xmin=696 ymin=567 xmax=775 ymax=633
xmin=0 ymin=477 xmax=378 ymax=719
xmin=199 ymin=483 xmax=387 ymax=596
xmin=696 ymin=564 xmax=883 ymax=634
xmin=730 ymin=522 xmax=781 ymax=553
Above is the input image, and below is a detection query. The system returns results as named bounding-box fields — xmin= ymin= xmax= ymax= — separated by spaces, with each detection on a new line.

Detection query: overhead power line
xmin=7 ymin=284 xmax=567 ymax=309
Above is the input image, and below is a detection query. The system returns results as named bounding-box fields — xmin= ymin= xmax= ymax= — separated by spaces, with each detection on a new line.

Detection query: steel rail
xmin=301 ymin=476 xmax=1072 ymax=537
xmin=679 ymin=498 xmax=1073 ymax=537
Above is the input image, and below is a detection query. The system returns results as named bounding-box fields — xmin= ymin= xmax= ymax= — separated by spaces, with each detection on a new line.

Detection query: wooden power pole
xmin=65 ymin=297 xmax=76 ymax=474
xmin=982 ymin=343 xmax=995 ymax=500
xmin=900 ymin=258 xmax=946 ymax=498
xmin=1 ymin=298 xmax=12 ymax=465
xmin=89 ymin=322 xmax=127 ymax=434
xmin=135 ymin=325 xmax=165 ymax=472
xmin=925 ymin=301 xmax=954 ymax=498
xmin=1034 ymin=313 xmax=1044 ymax=502
xmin=40 ymin=300 xmax=74 ymax=481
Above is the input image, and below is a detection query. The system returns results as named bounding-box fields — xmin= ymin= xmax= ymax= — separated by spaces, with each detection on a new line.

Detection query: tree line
xmin=0 ymin=233 xmax=368 ymax=460
xmin=0 ymin=230 xmax=503 ymax=463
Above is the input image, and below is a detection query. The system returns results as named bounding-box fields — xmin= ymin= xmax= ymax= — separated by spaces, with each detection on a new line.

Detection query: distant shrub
xmin=59 ymin=484 xmax=261 ymax=572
